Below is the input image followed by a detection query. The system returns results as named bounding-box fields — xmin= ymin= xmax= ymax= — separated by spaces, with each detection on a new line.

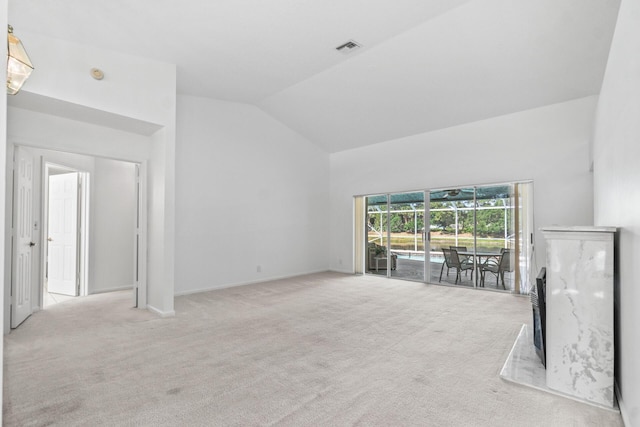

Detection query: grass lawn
xmin=369 ymin=232 xmax=510 ymax=252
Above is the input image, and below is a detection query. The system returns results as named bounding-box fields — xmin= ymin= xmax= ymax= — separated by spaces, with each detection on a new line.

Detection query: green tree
xmin=389 ymin=215 xmax=403 ymax=232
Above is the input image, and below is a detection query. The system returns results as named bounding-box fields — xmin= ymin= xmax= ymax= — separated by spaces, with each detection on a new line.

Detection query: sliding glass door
xmin=365 ymin=192 xmax=425 ymax=281
xmin=388 ymin=192 xmax=425 ymax=281
xmin=428 ymin=187 xmax=476 ymax=285
xmin=365 ymin=194 xmax=388 ymax=276
xmin=429 ymin=185 xmax=519 ymax=289
xmin=361 ymin=182 xmax=533 ymax=294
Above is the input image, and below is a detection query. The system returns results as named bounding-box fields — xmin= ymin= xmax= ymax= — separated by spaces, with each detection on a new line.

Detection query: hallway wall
xmin=91 ymin=158 xmax=136 ymax=293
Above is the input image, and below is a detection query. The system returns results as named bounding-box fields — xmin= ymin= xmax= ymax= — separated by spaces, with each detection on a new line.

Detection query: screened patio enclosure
xmin=359 ymin=182 xmax=534 ymax=295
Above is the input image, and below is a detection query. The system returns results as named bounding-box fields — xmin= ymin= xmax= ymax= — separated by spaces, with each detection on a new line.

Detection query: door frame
xmin=134 ymin=163 xmax=148 ymax=309
xmin=6 ymin=143 xmax=148 ymax=329
xmin=42 ymin=162 xmax=90 ymax=301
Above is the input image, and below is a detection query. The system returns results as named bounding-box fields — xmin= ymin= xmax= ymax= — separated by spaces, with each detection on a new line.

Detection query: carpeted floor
xmin=3 ymin=272 xmax=623 ymax=426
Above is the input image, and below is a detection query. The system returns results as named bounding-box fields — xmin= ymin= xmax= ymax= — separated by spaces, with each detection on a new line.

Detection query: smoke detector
xmin=335 ymin=40 xmax=362 ymax=54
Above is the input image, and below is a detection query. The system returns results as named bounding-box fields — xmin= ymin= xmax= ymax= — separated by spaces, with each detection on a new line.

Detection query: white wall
xmin=8 ymin=107 xmax=152 ymax=161
xmin=5 ymin=31 xmax=176 ymax=315
xmin=593 ymin=0 xmax=640 ymax=424
xmin=329 ymin=96 xmax=597 ymax=274
xmin=1 ymin=0 xmax=9 ymax=420
xmin=147 ymin=116 xmax=176 ymax=314
xmin=91 ymin=158 xmax=136 ymax=293
xmin=175 ymin=95 xmax=330 ymax=294
xmin=16 ymin=32 xmax=175 ymax=126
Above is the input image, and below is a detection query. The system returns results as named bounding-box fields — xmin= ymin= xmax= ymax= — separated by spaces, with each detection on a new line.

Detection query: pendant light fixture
xmin=7 ymin=25 xmax=34 ymax=95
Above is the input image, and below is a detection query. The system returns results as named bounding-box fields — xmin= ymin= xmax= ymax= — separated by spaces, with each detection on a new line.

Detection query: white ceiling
xmin=8 ymin=0 xmax=621 ymax=152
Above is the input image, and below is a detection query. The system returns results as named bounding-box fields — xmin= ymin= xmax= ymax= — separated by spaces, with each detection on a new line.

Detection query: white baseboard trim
xmin=90 ymin=285 xmax=133 ymax=295
xmin=329 ymin=268 xmax=356 ymax=274
xmin=174 ymin=269 xmax=332 ymax=296
xmin=147 ymin=304 xmax=175 ymax=318
xmin=615 ymin=381 xmax=630 ymax=426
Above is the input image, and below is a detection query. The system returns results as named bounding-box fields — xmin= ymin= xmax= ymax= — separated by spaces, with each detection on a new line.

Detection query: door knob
xmin=48 ymin=237 xmax=53 ymax=242
xmin=29 ymin=242 xmax=36 ymax=247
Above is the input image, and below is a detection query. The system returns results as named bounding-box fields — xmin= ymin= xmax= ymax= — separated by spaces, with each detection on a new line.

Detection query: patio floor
xmin=367 ymin=258 xmax=513 ymax=291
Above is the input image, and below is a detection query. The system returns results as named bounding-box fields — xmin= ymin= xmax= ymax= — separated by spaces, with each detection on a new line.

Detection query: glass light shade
xmin=7 ymin=27 xmax=34 ymax=95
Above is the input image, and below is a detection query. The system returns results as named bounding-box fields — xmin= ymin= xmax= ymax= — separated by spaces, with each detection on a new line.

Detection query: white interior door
xmin=47 ymin=172 xmax=79 ymax=296
xmin=12 ymin=147 xmax=35 ymax=328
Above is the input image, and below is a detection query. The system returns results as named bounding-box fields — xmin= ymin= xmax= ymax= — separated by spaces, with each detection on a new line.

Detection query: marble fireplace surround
xmin=500 ymin=325 xmax=618 ymax=411
xmin=501 ymin=226 xmax=617 ymax=411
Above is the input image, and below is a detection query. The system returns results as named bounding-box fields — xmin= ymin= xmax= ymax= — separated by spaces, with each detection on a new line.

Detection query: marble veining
xmin=541 ymin=227 xmax=615 ymax=408
xmin=500 ymin=324 xmax=547 ymax=390
xmin=501 ymin=324 xmax=618 ymax=412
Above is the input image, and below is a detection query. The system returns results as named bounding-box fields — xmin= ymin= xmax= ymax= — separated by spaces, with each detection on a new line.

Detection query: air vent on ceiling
xmin=336 ymin=40 xmax=362 ymax=54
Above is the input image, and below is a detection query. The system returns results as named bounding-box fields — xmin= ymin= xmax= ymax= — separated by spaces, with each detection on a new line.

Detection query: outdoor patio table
xmin=374 ymin=256 xmax=387 ymax=271
xmin=457 ymin=251 xmax=501 ymax=285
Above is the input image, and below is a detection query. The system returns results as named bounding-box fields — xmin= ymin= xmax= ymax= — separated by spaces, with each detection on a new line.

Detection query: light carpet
xmin=3 ymin=272 xmax=624 ymax=426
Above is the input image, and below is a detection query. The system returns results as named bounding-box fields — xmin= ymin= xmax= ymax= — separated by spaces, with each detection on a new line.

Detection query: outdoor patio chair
xmin=450 ymin=246 xmax=471 ymax=263
xmin=439 ymin=248 xmax=453 ymax=281
xmin=480 ymin=249 xmax=512 ymax=289
xmin=440 ymin=248 xmax=474 ymax=284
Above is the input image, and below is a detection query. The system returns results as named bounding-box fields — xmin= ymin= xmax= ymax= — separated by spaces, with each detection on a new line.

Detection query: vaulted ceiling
xmin=8 ymin=0 xmax=621 ymax=152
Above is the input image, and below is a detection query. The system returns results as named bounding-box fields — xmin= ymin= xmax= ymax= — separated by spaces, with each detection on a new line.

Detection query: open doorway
xmin=42 ymin=163 xmax=89 ymax=308
xmin=9 ymin=145 xmax=143 ymax=327
xmin=39 ymin=153 xmax=139 ymax=310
